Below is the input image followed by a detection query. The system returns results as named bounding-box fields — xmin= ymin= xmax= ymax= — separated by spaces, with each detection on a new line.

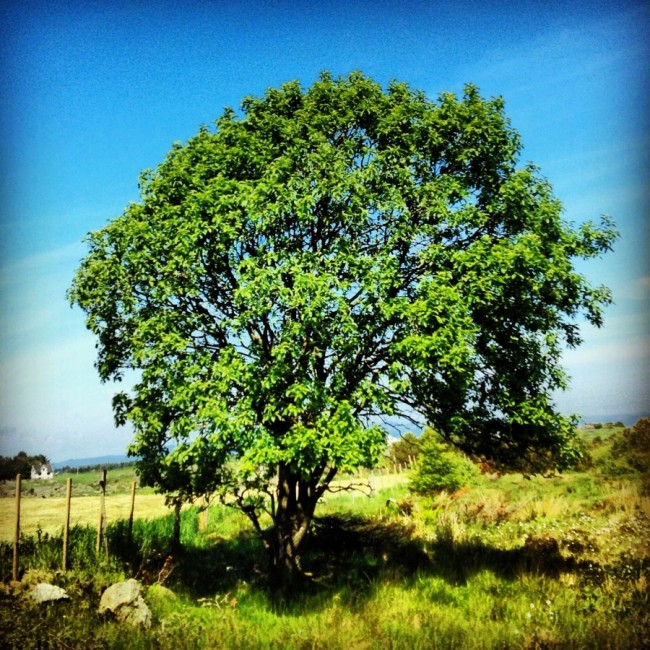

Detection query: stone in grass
xmin=146 ymin=584 xmax=177 ymax=605
xmin=98 ymin=579 xmax=152 ymax=629
xmin=146 ymin=584 xmax=178 ymax=617
xmin=30 ymin=583 xmax=70 ymax=604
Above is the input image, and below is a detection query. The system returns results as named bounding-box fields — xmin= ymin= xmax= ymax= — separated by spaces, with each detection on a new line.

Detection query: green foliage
xmin=386 ymin=432 xmax=422 ymax=466
xmin=567 ymin=436 xmax=593 ymax=471
xmin=411 ymin=430 xmax=480 ymax=495
xmin=598 ymin=418 xmax=650 ymax=491
xmin=0 ymin=452 xmax=49 ymax=481
xmin=68 ymin=71 xmax=617 ymax=572
xmin=611 ymin=418 xmax=650 ymax=472
xmin=2 ymin=462 xmax=649 ymax=649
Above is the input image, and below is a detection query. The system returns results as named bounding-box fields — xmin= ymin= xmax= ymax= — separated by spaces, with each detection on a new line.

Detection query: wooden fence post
xmin=199 ymin=496 xmax=209 ymax=532
xmin=13 ymin=474 xmax=21 ymax=582
xmin=171 ymin=500 xmax=182 ymax=553
xmin=127 ymin=480 xmax=136 ymax=546
xmin=96 ymin=469 xmax=108 ymax=559
xmin=62 ymin=478 xmax=72 ymax=571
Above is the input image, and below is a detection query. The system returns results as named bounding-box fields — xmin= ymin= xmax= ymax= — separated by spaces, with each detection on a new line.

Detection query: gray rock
xmin=30 ymin=583 xmax=70 ymax=603
xmin=98 ymin=579 xmax=152 ymax=628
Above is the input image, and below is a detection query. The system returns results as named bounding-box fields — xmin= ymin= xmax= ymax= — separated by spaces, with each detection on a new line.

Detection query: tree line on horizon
xmin=0 ymin=452 xmax=50 ymax=481
xmin=55 ymin=460 xmax=138 ymax=475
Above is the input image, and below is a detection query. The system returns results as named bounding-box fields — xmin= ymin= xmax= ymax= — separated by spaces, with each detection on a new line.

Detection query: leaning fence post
xmin=199 ymin=496 xmax=209 ymax=532
xmin=62 ymin=477 xmax=72 ymax=571
xmin=96 ymin=469 xmax=108 ymax=559
xmin=13 ymin=474 xmax=21 ymax=582
xmin=127 ymin=480 xmax=136 ymax=546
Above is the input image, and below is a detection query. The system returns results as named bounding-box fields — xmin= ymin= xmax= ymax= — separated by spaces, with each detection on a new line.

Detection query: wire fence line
xmin=5 ymin=461 xmax=415 ymax=579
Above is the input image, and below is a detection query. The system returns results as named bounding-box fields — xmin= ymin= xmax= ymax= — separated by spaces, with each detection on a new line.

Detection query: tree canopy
xmin=69 ymin=71 xmax=617 ymax=578
xmin=0 ymin=452 xmax=50 ymax=481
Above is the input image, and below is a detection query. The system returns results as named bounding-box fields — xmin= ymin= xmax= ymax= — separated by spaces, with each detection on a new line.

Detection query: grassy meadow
xmin=0 ymin=469 xmax=404 ymax=541
xmin=0 ymin=466 xmax=168 ymax=541
xmin=0 ymin=424 xmax=648 ymax=649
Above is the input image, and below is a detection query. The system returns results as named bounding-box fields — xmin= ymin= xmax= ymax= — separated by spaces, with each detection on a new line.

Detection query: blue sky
xmin=0 ymin=0 xmax=648 ymax=461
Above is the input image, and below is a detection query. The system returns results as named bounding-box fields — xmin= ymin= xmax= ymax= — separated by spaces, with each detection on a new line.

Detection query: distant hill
xmin=579 ymin=412 xmax=648 ymax=427
xmin=52 ymin=454 xmax=135 ymax=470
xmin=50 ymin=412 xmax=648 ymax=469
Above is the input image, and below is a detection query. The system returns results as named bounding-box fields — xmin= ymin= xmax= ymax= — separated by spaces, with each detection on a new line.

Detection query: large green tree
xmin=69 ymin=72 xmax=616 ymax=579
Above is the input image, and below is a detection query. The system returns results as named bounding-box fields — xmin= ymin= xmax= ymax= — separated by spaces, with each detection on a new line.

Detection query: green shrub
xmin=386 ymin=432 xmax=422 ymax=467
xmin=569 ymin=437 xmax=593 ymax=471
xmin=597 ymin=417 xmax=650 ymax=482
xmin=410 ymin=436 xmax=480 ymax=495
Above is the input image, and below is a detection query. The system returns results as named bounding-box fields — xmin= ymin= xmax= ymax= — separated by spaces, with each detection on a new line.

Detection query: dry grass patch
xmin=0 ymin=494 xmax=172 ymax=540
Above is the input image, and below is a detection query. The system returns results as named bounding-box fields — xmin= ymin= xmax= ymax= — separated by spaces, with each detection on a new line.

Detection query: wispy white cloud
xmin=557 ymin=274 xmax=650 ymax=416
xmin=557 ymin=337 xmax=649 ymax=419
xmin=614 ymin=276 xmax=650 ymax=302
xmin=456 ymin=4 xmax=647 ymax=104
xmin=0 ymin=240 xmax=124 ymax=459
xmin=0 ymin=333 xmax=132 ymax=460
xmin=0 ymin=240 xmax=87 ymax=357
xmin=563 ymin=332 xmax=650 ymax=367
xmin=0 ymin=240 xmax=86 ymax=280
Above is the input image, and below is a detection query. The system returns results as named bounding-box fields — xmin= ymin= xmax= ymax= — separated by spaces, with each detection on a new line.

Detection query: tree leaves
xmin=69 ymin=70 xmax=617 ymax=502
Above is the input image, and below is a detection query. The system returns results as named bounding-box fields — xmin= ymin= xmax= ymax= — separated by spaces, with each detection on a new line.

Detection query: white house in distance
xmin=30 ymin=462 xmax=54 ymax=480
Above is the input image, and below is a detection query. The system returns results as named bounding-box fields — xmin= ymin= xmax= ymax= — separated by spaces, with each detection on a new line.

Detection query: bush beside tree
xmin=386 ymin=432 xmax=423 ymax=467
xmin=610 ymin=417 xmax=650 ymax=479
xmin=410 ymin=430 xmax=480 ymax=495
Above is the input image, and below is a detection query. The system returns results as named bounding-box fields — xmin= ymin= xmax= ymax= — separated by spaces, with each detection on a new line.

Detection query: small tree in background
xmin=69 ymin=71 xmax=617 ymax=583
xmin=0 ymin=452 xmax=50 ymax=481
xmin=387 ymin=432 xmax=423 ymax=467
xmin=609 ymin=418 xmax=650 ymax=489
xmin=410 ymin=429 xmax=480 ymax=495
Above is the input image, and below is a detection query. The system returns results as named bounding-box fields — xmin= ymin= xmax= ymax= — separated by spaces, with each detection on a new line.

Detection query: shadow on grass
xmin=303 ymin=513 xmax=575 ymax=595
xmin=105 ymin=512 xmax=584 ymax=608
xmin=103 ymin=518 xmax=266 ymax=598
xmin=7 ymin=511 xmax=629 ymax=613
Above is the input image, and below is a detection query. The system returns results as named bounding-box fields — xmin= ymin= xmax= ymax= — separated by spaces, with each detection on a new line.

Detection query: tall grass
xmin=1 ymin=457 xmax=649 ymax=649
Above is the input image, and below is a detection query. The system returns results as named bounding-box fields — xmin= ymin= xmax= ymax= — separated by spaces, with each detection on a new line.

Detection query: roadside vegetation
xmin=0 ymin=421 xmax=648 ymax=649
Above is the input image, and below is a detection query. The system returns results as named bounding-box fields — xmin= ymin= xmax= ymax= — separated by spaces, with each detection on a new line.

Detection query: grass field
xmin=0 ymin=493 xmax=174 ymax=540
xmin=0 ymin=466 xmax=166 ymax=540
xmin=0 ymin=423 xmax=648 ymax=649
xmin=0 ymin=468 xmax=406 ymax=541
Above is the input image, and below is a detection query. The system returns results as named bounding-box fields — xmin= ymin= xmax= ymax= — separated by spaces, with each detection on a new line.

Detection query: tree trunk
xmin=171 ymin=501 xmax=182 ymax=553
xmin=268 ymin=520 xmax=308 ymax=585
xmin=266 ymin=463 xmax=320 ymax=586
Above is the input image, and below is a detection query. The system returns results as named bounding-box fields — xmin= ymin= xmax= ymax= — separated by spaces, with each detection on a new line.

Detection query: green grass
xmin=0 ymin=465 xmax=158 ymax=499
xmin=1 ymin=429 xmax=649 ymax=649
